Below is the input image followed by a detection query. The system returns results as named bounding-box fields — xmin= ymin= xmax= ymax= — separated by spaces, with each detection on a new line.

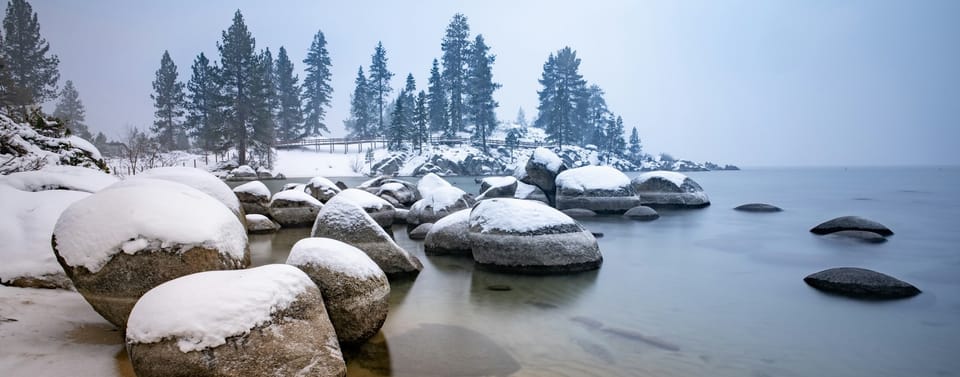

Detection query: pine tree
xmin=274 ymin=46 xmax=303 ymax=142
xmin=466 ymin=34 xmax=499 ymax=154
xmin=185 ymin=52 xmax=224 ymax=152
xmin=607 ymin=115 xmax=626 ymax=155
xmin=301 ymin=30 xmax=332 ymax=136
xmin=218 ymin=10 xmax=257 ymax=165
xmin=441 ymin=13 xmax=470 ymax=136
xmin=52 ymin=80 xmax=90 ymax=139
xmin=92 ymin=131 xmax=108 ymax=154
xmin=249 ymin=48 xmax=277 ymax=166
xmin=387 ymin=95 xmax=407 ymax=150
xmin=536 ymin=47 xmax=589 ymax=149
xmin=1 ymin=0 xmax=59 ymax=111
xmin=584 ymin=84 xmax=609 ymax=149
xmin=368 ymin=42 xmax=393 ymax=136
xmin=346 ymin=66 xmax=374 ymax=138
xmin=413 ymin=91 xmax=428 ymax=154
xmin=628 ymin=126 xmax=642 ymax=162
xmin=426 ymin=58 xmax=447 ymax=135
xmin=402 ymin=73 xmax=416 ymax=138
xmin=516 ymin=107 xmax=528 ymax=128
xmin=150 ymin=50 xmax=186 ymax=151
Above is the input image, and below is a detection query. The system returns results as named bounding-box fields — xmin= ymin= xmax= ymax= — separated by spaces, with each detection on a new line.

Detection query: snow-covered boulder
xmin=376 ymin=180 xmax=420 ymax=207
xmin=406 ymin=186 xmax=474 ymax=227
xmin=287 ymin=238 xmax=389 ymax=344
xmin=52 ymin=184 xmax=250 ymax=327
xmin=631 ymin=171 xmax=710 ymax=208
xmin=469 ymin=198 xmax=602 ymax=273
xmin=226 ymin=165 xmax=258 ymax=180
xmin=140 ymin=167 xmax=246 ymax=219
xmin=306 ymin=176 xmax=341 ymax=203
xmin=245 ymin=214 xmax=280 ymax=234
xmin=408 ymin=223 xmax=433 ymax=240
xmin=423 ymin=209 xmax=472 ymax=256
xmin=311 ymin=196 xmax=422 ymax=277
xmin=477 ymin=176 xmax=517 ymax=200
xmin=417 ymin=173 xmax=453 ymax=197
xmin=0 ymin=185 xmax=87 ymax=289
xmin=256 ymin=166 xmax=273 ymax=179
xmin=514 ymin=181 xmax=549 ymax=204
xmin=520 ymin=147 xmax=567 ymax=207
xmin=332 ymin=188 xmax=396 ymax=229
xmin=555 ymin=166 xmax=640 ymax=214
xmin=232 ymin=181 xmax=271 ymax=216
xmin=126 ymin=265 xmax=345 ymax=377
xmin=0 ymin=165 xmax=117 ymax=193
xmin=269 ymin=189 xmax=323 ymax=227
xmin=394 ymin=208 xmax=410 ymax=225
xmin=0 ymin=114 xmax=108 ymax=174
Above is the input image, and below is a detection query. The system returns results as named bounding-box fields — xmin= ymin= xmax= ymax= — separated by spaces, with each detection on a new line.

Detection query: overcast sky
xmin=30 ymin=0 xmax=960 ymax=167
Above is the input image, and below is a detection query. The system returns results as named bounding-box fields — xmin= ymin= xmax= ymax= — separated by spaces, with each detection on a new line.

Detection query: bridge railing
xmin=275 ymin=136 xmax=544 ymax=151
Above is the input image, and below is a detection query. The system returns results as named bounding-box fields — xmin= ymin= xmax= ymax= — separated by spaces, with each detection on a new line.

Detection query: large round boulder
xmin=52 ymin=184 xmax=249 ymax=328
xmin=555 ymin=166 xmax=640 ymax=214
xmin=269 ymin=189 xmax=324 ymax=227
xmin=734 ymin=203 xmax=782 ymax=213
xmin=306 ymin=176 xmax=342 ymax=203
xmin=469 ymin=198 xmax=602 ymax=273
xmin=408 ymin=223 xmax=433 ymax=240
xmin=287 ymin=238 xmax=390 ymax=344
xmin=406 ymin=185 xmax=474 ymax=226
xmin=126 ymin=265 xmax=346 ymax=377
xmin=374 ymin=180 xmax=420 ymax=207
xmin=477 ymin=176 xmax=518 ymax=200
xmin=424 ymin=209 xmax=472 ymax=256
xmin=519 ymin=147 xmax=566 ymax=207
xmin=233 ymin=181 xmax=271 ymax=216
xmin=331 ymin=189 xmax=396 ymax=229
xmin=631 ymin=171 xmax=710 ymax=208
xmin=246 ymin=214 xmax=280 ymax=234
xmin=139 ymin=167 xmax=245 ymax=220
xmin=803 ymin=267 xmax=920 ymax=299
xmin=623 ymin=205 xmax=659 ymax=221
xmin=0 ymin=164 xmax=117 ymax=193
xmin=311 ymin=196 xmax=422 ymax=277
xmin=416 ymin=173 xmax=453 ymax=198
xmin=810 ymin=216 xmax=893 ymax=236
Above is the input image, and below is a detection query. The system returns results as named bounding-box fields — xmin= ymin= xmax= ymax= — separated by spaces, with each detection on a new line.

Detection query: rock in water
xmin=624 ymin=206 xmax=659 ymax=221
xmin=424 ymin=209 xmax=473 ymax=256
xmin=408 ymin=223 xmax=433 ymax=240
xmin=52 ymin=184 xmax=250 ymax=328
xmin=520 ymin=147 xmax=566 ymax=207
xmin=287 ymin=238 xmax=389 ymax=344
xmin=245 ymin=214 xmax=280 ymax=234
xmin=233 ymin=181 xmax=271 ymax=216
xmin=562 ymin=208 xmax=597 ymax=218
xmin=803 ymin=267 xmax=920 ymax=299
xmin=469 ymin=198 xmax=602 ymax=273
xmin=478 ymin=176 xmax=518 ymax=199
xmin=631 ymin=171 xmax=710 ymax=208
xmin=827 ymin=230 xmax=888 ymax=244
xmin=311 ymin=196 xmax=422 ymax=277
xmin=331 ymin=189 xmax=396 ymax=229
xmin=407 ymin=185 xmax=473 ymax=226
xmin=126 ymin=265 xmax=346 ymax=377
xmin=810 ymin=216 xmax=893 ymax=236
xmin=306 ymin=176 xmax=342 ymax=203
xmin=555 ymin=166 xmax=640 ymax=214
xmin=375 ymin=180 xmax=420 ymax=207
xmin=226 ymin=165 xmax=258 ymax=180
xmin=514 ymin=181 xmax=550 ymax=204
xmin=734 ymin=203 xmax=782 ymax=213
xmin=269 ymin=189 xmax=324 ymax=227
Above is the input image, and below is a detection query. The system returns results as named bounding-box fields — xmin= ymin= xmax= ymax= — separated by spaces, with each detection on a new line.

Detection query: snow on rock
xmin=480 ymin=176 xmax=517 ymax=193
xmin=332 ymin=188 xmax=396 ymax=228
xmin=233 ymin=180 xmax=270 ymax=198
xmin=0 ymin=185 xmax=88 ymax=288
xmin=424 ymin=208 xmax=472 ymax=255
xmin=0 ymin=165 xmax=117 ymax=193
xmin=0 ymin=113 xmax=108 ymax=174
xmin=633 ymin=171 xmax=689 ymax=188
xmin=555 ymin=166 xmax=640 ymax=213
xmin=306 ymin=176 xmax=342 ymax=202
xmin=514 ymin=181 xmax=549 ymax=203
xmin=522 ymin=147 xmax=567 ymax=207
xmin=245 ymin=214 xmax=280 ymax=234
xmin=269 ymin=189 xmax=324 ymax=227
xmin=233 ymin=181 xmax=271 ymax=216
xmin=65 ymin=135 xmax=102 ymax=161
xmin=417 ymin=173 xmax=452 ymax=197
xmin=139 ymin=167 xmax=243 ymax=217
xmin=631 ymin=171 xmax=710 ymax=208
xmin=470 ymin=198 xmax=577 ymax=234
xmin=555 ymin=166 xmax=631 ymax=192
xmin=407 ymin=185 xmax=473 ymax=226
xmin=531 ymin=147 xmax=563 ymax=172
xmin=228 ymin=165 xmax=257 ymax=179
xmin=286 ymin=238 xmax=390 ymax=344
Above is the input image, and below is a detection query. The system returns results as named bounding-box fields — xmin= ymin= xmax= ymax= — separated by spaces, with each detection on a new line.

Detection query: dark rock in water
xmin=520 ymin=147 xmax=567 ymax=207
xmin=803 ymin=267 xmax=920 ymax=299
xmin=555 ymin=166 xmax=640 ymax=214
xmin=623 ymin=206 xmax=659 ymax=221
xmin=591 ymin=232 xmax=604 ymax=238
xmin=734 ymin=203 xmax=782 ymax=213
xmin=631 ymin=171 xmax=710 ymax=209
xmin=562 ymin=208 xmax=597 ymax=218
xmin=486 ymin=284 xmax=512 ymax=291
xmin=570 ymin=316 xmax=603 ymax=330
xmin=600 ymin=327 xmax=681 ymax=352
xmin=408 ymin=223 xmax=433 ymax=240
xmin=526 ymin=300 xmax=559 ymax=309
xmin=334 ymin=181 xmax=349 ymax=190
xmin=827 ymin=230 xmax=888 ymax=244
xmin=1 ymin=317 xmax=17 ymax=322
xmin=810 ymin=216 xmax=893 ymax=236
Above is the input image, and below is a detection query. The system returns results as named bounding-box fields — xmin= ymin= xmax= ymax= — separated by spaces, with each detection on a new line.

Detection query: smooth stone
xmin=827 ymin=230 xmax=888 ymax=244
xmin=423 ymin=209 xmax=472 ymax=256
xmin=623 ymin=206 xmax=659 ymax=221
xmin=562 ymin=208 xmax=597 ymax=218
xmin=734 ymin=203 xmax=782 ymax=213
xmin=803 ymin=267 xmax=920 ymax=299
xmin=631 ymin=171 xmax=710 ymax=209
xmin=245 ymin=214 xmax=280 ymax=234
xmin=486 ymin=284 xmax=512 ymax=291
xmin=520 ymin=148 xmax=566 ymax=207
xmin=408 ymin=223 xmax=433 ymax=240
xmin=810 ymin=216 xmax=893 ymax=236
xmin=555 ymin=166 xmax=640 ymax=214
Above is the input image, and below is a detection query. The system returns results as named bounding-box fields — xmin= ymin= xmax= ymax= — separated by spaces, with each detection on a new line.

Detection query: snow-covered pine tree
xmin=537 ymin=47 xmax=589 ymax=149
xmin=441 ymin=13 xmax=470 ymax=136
xmin=185 ymin=52 xmax=224 ymax=152
xmin=606 ymin=115 xmax=626 ymax=156
xmin=516 ymin=107 xmax=528 ymax=128
xmin=368 ymin=42 xmax=393 ymax=137
xmin=466 ymin=34 xmax=499 ymax=155
xmin=427 ymin=58 xmax=447 ymax=135
xmin=0 ymin=0 xmax=59 ymax=112
xmin=217 ymin=10 xmax=258 ymax=165
xmin=584 ymin=84 xmax=609 ymax=149
xmin=249 ymin=48 xmax=277 ymax=166
xmin=52 ymin=80 xmax=90 ymax=139
xmin=274 ymin=46 xmax=303 ymax=142
xmin=387 ymin=94 xmax=408 ymax=151
xmin=150 ymin=50 xmax=186 ymax=151
xmin=628 ymin=126 xmax=642 ymax=162
xmin=402 ymin=73 xmax=417 ymax=140
xmin=413 ymin=90 xmax=428 ymax=154
xmin=346 ymin=66 xmax=374 ymax=138
xmin=301 ymin=30 xmax=332 ymax=137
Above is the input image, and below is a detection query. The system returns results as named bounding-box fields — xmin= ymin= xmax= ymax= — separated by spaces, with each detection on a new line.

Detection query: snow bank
xmin=287 ymin=238 xmax=382 ymax=279
xmin=0 ymin=165 xmax=117 ymax=193
xmin=271 ymin=189 xmax=323 ymax=207
xmin=139 ymin=167 xmax=241 ymax=214
xmin=333 ymin=188 xmax=391 ymax=210
xmin=273 ymin=149 xmax=366 ymax=177
xmin=634 ymin=171 xmax=688 ymax=187
xmin=233 ymin=181 xmax=270 ymax=198
xmin=0 ymin=185 xmax=88 ymax=284
xmin=53 ymin=185 xmax=248 ymax=273
xmin=555 ymin=166 xmax=631 ymax=191
xmin=126 ymin=264 xmax=315 ymax=352
xmin=531 ymin=147 xmax=563 ymax=172
xmin=470 ymin=198 xmax=576 ymax=234
xmin=417 ymin=173 xmax=452 ymax=197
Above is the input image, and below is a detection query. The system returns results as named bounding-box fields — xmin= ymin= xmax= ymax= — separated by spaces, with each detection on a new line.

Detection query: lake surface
xmin=239 ymin=168 xmax=960 ymax=377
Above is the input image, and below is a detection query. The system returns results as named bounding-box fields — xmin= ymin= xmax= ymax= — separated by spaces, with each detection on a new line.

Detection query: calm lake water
xmin=237 ymin=167 xmax=960 ymax=377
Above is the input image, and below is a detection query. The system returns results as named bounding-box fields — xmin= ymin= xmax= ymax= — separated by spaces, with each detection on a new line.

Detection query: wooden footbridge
xmin=274 ymin=137 xmax=545 ymax=153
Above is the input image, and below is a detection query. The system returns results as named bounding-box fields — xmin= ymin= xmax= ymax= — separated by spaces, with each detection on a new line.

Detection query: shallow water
xmin=240 ymin=168 xmax=960 ymax=377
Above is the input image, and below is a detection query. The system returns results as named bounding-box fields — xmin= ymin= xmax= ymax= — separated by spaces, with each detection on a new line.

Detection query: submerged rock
xmin=624 ymin=206 xmax=659 ymax=221
xmin=233 ymin=181 xmax=271 ymax=216
xmin=408 ymin=223 xmax=433 ymax=240
xmin=734 ymin=203 xmax=782 ymax=213
xmin=424 ymin=209 xmax=472 ymax=256
xmin=804 ymin=267 xmax=920 ymax=299
xmin=520 ymin=147 xmax=566 ymax=207
xmin=555 ymin=166 xmax=640 ymax=214
xmin=287 ymin=238 xmax=389 ymax=344
xmin=469 ymin=198 xmax=602 ymax=273
xmin=810 ymin=216 xmax=893 ymax=236
xmin=631 ymin=171 xmax=710 ymax=208
xmin=245 ymin=214 xmax=280 ymax=234
xmin=826 ymin=230 xmax=888 ymax=244
xmin=126 ymin=265 xmax=345 ymax=377
xmin=269 ymin=189 xmax=324 ymax=227
xmin=562 ymin=208 xmax=597 ymax=218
